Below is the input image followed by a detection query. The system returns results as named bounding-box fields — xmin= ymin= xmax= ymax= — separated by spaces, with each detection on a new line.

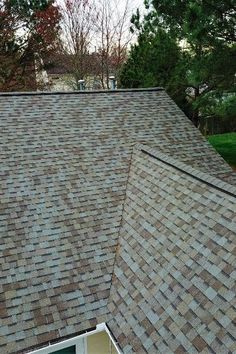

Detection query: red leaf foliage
xmin=35 ymin=4 xmax=61 ymax=44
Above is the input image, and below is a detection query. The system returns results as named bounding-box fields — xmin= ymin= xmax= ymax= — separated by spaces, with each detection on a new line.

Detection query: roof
xmin=108 ymin=144 xmax=236 ymax=353
xmin=0 ymin=88 xmax=235 ymax=353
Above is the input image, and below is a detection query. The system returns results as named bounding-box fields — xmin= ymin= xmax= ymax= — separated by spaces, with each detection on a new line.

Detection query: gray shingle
xmin=108 ymin=144 xmax=236 ymax=354
xmin=0 ymin=89 xmax=236 ymax=353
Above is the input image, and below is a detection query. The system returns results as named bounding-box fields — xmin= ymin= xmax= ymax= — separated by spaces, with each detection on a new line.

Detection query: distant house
xmin=42 ymin=53 xmax=117 ymax=91
xmin=40 ymin=56 xmax=73 ymax=91
xmin=0 ymin=88 xmax=235 ymax=354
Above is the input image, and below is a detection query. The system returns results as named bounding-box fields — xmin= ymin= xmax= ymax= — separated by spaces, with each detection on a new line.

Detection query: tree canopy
xmin=120 ymin=29 xmax=188 ymax=110
xmin=121 ymin=0 xmax=236 ymax=127
xmin=0 ymin=0 xmax=60 ymax=91
xmin=151 ymin=0 xmax=236 ymax=43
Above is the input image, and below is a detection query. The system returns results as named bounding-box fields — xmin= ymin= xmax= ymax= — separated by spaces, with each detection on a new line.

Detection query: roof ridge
xmin=0 ymin=87 xmax=164 ymax=97
xmin=137 ymin=144 xmax=236 ymax=198
xmin=107 ymin=146 xmax=136 ymax=305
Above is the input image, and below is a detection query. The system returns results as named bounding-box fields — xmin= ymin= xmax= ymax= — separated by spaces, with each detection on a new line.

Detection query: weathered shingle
xmin=0 ymin=89 xmax=235 ymax=353
xmin=108 ymin=144 xmax=236 ymax=353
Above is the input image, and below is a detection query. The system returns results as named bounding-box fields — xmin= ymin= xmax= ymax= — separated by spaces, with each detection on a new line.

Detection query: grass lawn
xmin=208 ymin=132 xmax=236 ymax=168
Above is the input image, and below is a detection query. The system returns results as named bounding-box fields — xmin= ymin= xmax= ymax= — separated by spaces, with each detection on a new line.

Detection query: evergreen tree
xmin=120 ymin=29 xmax=189 ymax=112
xmin=121 ymin=0 xmax=236 ymax=127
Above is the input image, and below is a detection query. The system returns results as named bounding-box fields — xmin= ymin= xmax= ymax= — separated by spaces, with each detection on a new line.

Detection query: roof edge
xmin=137 ymin=144 xmax=236 ymax=198
xmin=22 ymin=326 xmax=97 ymax=354
xmin=0 ymin=87 xmax=164 ymax=97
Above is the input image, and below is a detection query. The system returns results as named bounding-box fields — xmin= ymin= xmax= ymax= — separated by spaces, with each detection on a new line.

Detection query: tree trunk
xmin=192 ymin=87 xmax=200 ymax=127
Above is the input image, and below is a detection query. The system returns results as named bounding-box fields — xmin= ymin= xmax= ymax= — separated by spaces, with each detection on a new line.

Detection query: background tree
xmin=121 ymin=0 xmax=236 ymax=127
xmin=0 ymin=0 xmax=60 ymax=91
xmin=57 ymin=0 xmax=134 ymax=89
xmin=58 ymin=0 xmax=98 ymax=89
xmin=94 ymin=0 xmax=132 ymax=89
xmin=120 ymin=29 xmax=188 ymax=110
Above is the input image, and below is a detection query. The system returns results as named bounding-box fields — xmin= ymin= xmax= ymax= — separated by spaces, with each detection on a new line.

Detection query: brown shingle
xmin=192 ymin=336 xmax=207 ymax=351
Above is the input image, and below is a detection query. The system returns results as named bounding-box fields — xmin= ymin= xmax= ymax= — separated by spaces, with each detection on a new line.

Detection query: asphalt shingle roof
xmin=108 ymin=144 xmax=236 ymax=354
xmin=0 ymin=88 xmax=235 ymax=353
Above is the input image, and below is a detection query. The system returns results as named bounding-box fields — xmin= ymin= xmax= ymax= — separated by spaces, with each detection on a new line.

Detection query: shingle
xmin=1 ymin=89 xmax=236 ymax=353
xmin=108 ymin=145 xmax=236 ymax=354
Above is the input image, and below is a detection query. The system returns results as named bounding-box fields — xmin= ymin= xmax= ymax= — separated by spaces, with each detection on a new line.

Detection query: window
xmin=52 ymin=346 xmax=75 ymax=354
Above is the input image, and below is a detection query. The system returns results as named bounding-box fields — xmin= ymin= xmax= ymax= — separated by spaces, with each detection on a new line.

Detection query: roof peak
xmin=0 ymin=87 xmax=164 ymax=97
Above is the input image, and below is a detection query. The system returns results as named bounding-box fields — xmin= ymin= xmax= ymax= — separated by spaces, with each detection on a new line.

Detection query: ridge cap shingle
xmin=0 ymin=87 xmax=164 ymax=97
xmin=136 ymin=143 xmax=236 ymax=197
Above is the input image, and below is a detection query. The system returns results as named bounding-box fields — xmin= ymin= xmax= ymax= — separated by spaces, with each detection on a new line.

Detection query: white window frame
xmin=29 ymin=323 xmax=121 ymax=354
